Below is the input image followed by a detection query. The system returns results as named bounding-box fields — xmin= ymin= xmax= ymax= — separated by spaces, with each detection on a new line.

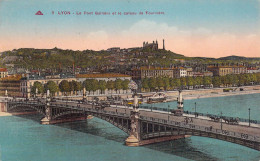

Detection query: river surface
xmin=0 ymin=94 xmax=260 ymax=161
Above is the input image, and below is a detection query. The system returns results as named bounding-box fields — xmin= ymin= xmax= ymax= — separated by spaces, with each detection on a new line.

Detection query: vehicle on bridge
xmin=94 ymin=101 xmax=111 ymax=110
xmin=209 ymin=115 xmax=220 ymax=122
xmin=170 ymin=109 xmax=183 ymax=116
xmin=223 ymin=117 xmax=239 ymax=124
xmin=124 ymin=98 xmax=142 ymax=105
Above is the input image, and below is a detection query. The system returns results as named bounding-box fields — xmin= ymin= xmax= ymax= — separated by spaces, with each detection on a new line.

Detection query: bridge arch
xmin=139 ymin=121 xmax=259 ymax=150
xmin=7 ymin=103 xmax=45 ymax=116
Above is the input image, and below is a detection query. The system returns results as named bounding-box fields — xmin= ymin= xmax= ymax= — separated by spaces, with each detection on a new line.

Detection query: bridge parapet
xmin=140 ymin=116 xmax=260 ymax=143
xmin=140 ymin=106 xmax=260 ymax=124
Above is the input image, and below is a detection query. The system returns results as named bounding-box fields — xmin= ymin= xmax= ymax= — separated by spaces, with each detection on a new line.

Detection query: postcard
xmin=0 ymin=0 xmax=260 ymax=161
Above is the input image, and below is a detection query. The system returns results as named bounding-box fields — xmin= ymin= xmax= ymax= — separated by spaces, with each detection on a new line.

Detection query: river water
xmin=0 ymin=94 xmax=260 ymax=161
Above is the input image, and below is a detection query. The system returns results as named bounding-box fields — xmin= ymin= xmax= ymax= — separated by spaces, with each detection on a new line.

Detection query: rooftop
xmin=76 ymin=73 xmax=131 ymax=78
xmin=207 ymin=65 xmax=246 ymax=68
xmin=0 ymin=68 xmax=7 ymax=72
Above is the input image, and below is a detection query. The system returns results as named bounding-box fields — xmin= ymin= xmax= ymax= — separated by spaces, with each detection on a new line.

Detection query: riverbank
xmin=0 ymin=111 xmax=38 ymax=117
xmin=183 ymin=88 xmax=260 ymax=100
xmin=0 ymin=112 xmax=12 ymax=116
xmin=159 ymin=85 xmax=260 ymax=101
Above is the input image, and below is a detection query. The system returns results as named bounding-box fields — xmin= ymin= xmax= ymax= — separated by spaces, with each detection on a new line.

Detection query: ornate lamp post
xmin=220 ymin=111 xmax=223 ymax=130
xmin=168 ymin=105 xmax=170 ymax=121
xmin=248 ymin=108 xmax=251 ymax=127
xmin=194 ymin=102 xmax=197 ymax=117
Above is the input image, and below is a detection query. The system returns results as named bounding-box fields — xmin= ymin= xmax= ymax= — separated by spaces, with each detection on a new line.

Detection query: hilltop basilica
xmin=143 ymin=39 xmax=165 ymax=51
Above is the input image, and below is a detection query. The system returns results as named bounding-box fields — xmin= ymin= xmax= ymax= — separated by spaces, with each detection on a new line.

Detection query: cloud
xmin=1 ymin=18 xmax=259 ymax=58
xmin=116 ymin=19 xmax=260 ymax=58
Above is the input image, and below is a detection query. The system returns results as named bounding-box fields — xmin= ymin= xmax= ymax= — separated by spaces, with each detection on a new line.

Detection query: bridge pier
xmin=0 ymin=98 xmax=8 ymax=112
xmin=41 ymin=90 xmax=52 ymax=124
xmin=125 ymin=93 xmax=141 ymax=146
xmin=125 ymin=93 xmax=188 ymax=146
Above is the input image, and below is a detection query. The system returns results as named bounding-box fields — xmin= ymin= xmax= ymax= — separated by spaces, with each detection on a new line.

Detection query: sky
xmin=0 ymin=0 xmax=260 ymax=58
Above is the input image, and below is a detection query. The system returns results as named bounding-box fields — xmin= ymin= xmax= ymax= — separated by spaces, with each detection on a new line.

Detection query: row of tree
xmin=83 ymin=79 xmax=130 ymax=94
xmin=141 ymin=73 xmax=260 ymax=91
xmin=31 ymin=79 xmax=131 ymax=96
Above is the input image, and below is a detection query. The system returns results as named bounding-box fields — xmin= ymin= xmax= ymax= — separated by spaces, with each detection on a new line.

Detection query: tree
xmin=149 ymin=77 xmax=157 ymax=91
xmin=251 ymin=73 xmax=257 ymax=83
xmin=212 ymin=76 xmax=221 ymax=87
xmin=31 ymin=81 xmax=44 ymax=96
xmin=169 ymin=78 xmax=174 ymax=90
xmin=231 ymin=74 xmax=239 ymax=86
xmin=173 ymin=78 xmax=181 ymax=89
xmin=195 ymin=77 xmax=203 ymax=87
xmin=203 ymin=76 xmax=212 ymax=87
xmin=226 ymin=75 xmax=233 ymax=87
xmin=98 ymin=80 xmax=107 ymax=94
xmin=238 ymin=74 xmax=246 ymax=86
xmin=256 ymin=73 xmax=260 ymax=84
xmin=91 ymin=79 xmax=99 ymax=94
xmin=107 ymin=80 xmax=115 ymax=94
xmin=45 ymin=81 xmax=59 ymax=96
xmin=163 ymin=77 xmax=170 ymax=91
xmin=115 ymin=79 xmax=123 ymax=93
xmin=122 ymin=79 xmax=130 ymax=93
xmin=142 ymin=78 xmax=150 ymax=91
xmin=83 ymin=79 xmax=93 ymax=94
xmin=245 ymin=74 xmax=251 ymax=85
xmin=69 ymin=81 xmax=74 ymax=95
xmin=59 ymin=80 xmax=70 ymax=95
xmin=74 ymin=81 xmax=82 ymax=95
xmin=221 ymin=76 xmax=228 ymax=87
xmin=156 ymin=77 xmax=164 ymax=90
xmin=186 ymin=76 xmax=194 ymax=89
xmin=180 ymin=77 xmax=187 ymax=88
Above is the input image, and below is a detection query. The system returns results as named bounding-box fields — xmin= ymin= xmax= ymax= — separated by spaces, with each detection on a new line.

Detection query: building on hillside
xmin=132 ymin=66 xmax=188 ymax=79
xmin=173 ymin=67 xmax=187 ymax=78
xmin=202 ymin=71 xmax=213 ymax=77
xmin=0 ymin=68 xmax=8 ymax=78
xmin=247 ymin=67 xmax=260 ymax=73
xmin=143 ymin=40 xmax=158 ymax=51
xmin=76 ymin=73 xmax=132 ymax=82
xmin=186 ymin=71 xmax=213 ymax=77
xmin=207 ymin=66 xmax=232 ymax=76
xmin=232 ymin=65 xmax=247 ymax=74
xmin=132 ymin=66 xmax=175 ymax=79
xmin=0 ymin=75 xmax=22 ymax=97
xmin=20 ymin=74 xmax=76 ymax=98
xmin=207 ymin=65 xmax=247 ymax=76
xmin=107 ymin=47 xmax=120 ymax=52
xmin=187 ymin=71 xmax=194 ymax=77
xmin=174 ymin=59 xmax=185 ymax=63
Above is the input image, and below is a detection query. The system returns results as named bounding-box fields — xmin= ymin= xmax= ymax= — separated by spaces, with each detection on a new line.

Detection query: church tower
xmin=163 ymin=39 xmax=165 ymax=50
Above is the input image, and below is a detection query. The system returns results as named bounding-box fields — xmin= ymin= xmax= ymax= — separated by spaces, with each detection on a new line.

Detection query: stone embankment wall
xmin=140 ymin=85 xmax=260 ymax=99
xmin=165 ymin=85 xmax=260 ymax=98
xmin=0 ymin=101 xmax=7 ymax=112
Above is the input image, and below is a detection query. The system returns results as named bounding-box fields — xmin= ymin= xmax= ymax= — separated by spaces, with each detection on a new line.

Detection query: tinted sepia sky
xmin=0 ymin=0 xmax=259 ymax=58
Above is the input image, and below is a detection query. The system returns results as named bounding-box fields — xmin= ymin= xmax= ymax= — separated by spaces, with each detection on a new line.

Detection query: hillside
xmin=218 ymin=55 xmax=260 ymax=60
xmin=0 ymin=48 xmax=186 ymax=69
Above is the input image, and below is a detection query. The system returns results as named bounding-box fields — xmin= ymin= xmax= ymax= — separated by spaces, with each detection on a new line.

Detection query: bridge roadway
xmin=51 ymin=101 xmax=260 ymax=141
